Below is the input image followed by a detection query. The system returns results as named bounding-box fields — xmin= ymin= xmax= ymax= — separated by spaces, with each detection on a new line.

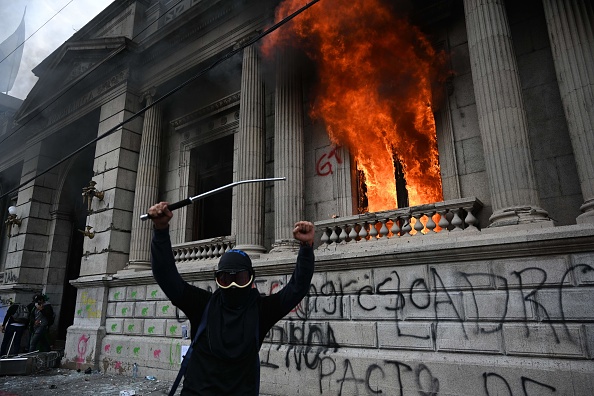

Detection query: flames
xmin=263 ymin=0 xmax=446 ymax=212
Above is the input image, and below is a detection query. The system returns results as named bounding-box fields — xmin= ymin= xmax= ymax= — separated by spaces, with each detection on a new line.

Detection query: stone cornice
xmin=139 ymin=0 xmax=247 ymax=53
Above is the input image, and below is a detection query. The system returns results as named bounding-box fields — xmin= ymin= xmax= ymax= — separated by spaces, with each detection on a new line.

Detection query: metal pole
xmin=140 ymin=177 xmax=286 ymax=221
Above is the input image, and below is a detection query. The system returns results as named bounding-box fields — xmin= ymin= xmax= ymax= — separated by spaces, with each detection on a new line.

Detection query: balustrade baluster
xmin=359 ymin=223 xmax=368 ymax=241
xmin=330 ymin=227 xmax=339 ymax=244
xmin=320 ymin=228 xmax=330 ymax=246
xmin=189 ymin=247 xmax=197 ymax=260
xmin=437 ymin=210 xmax=449 ymax=232
xmin=401 ymin=217 xmax=412 ymax=236
xmin=369 ymin=221 xmax=379 ymax=239
xmin=413 ymin=213 xmax=425 ymax=235
xmin=379 ymin=220 xmax=389 ymax=239
xmin=426 ymin=212 xmax=437 ymax=234
xmin=348 ymin=224 xmax=358 ymax=242
xmin=339 ymin=226 xmax=348 ymax=243
xmin=451 ymin=209 xmax=464 ymax=231
xmin=464 ymin=206 xmax=479 ymax=231
xmin=390 ymin=218 xmax=400 ymax=237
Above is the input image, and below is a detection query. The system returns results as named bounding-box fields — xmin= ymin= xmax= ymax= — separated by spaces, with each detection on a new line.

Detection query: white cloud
xmin=0 ymin=0 xmax=114 ymax=99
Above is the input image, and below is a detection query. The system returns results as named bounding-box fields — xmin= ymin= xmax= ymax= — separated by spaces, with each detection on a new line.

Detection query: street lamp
xmin=5 ymin=206 xmax=21 ymax=237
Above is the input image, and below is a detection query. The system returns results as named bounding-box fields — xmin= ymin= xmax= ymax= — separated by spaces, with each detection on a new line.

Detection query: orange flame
xmin=263 ymin=0 xmax=445 ymax=212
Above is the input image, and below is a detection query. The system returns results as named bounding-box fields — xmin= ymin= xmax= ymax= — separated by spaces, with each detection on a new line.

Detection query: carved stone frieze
xmin=170 ymin=91 xmax=240 ymax=129
xmin=46 ymin=68 xmax=130 ymax=127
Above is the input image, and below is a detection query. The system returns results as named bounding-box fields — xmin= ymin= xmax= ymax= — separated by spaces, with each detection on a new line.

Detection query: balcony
xmin=170 ymin=198 xmax=483 ymax=262
xmin=316 ymin=197 xmax=483 ymax=247
xmin=172 ymin=236 xmax=236 ymax=263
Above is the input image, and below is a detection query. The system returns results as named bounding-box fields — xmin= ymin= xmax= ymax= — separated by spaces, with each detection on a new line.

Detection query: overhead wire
xmin=0 ymin=0 xmax=75 ymax=67
xmin=0 ymin=0 xmax=185 ymax=148
xmin=0 ymin=0 xmax=321 ymax=201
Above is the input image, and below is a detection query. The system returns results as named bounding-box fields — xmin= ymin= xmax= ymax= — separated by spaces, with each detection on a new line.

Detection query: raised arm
xmin=260 ymin=221 xmax=316 ymax=337
xmin=149 ymin=202 xmax=183 ymax=301
xmin=149 ymin=202 xmax=210 ymax=313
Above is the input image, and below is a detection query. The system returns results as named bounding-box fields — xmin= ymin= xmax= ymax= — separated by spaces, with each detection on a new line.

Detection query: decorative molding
xmin=142 ymin=7 xmax=260 ymax=67
xmin=66 ymin=60 xmax=98 ymax=84
xmin=46 ymin=68 xmax=130 ymax=127
xmin=170 ymin=91 xmax=240 ymax=129
xmin=232 ymin=30 xmax=262 ymax=50
xmin=93 ymin=8 xmax=133 ymax=39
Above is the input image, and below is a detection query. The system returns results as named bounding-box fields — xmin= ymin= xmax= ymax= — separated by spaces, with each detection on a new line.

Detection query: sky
xmin=0 ymin=0 xmax=114 ymax=100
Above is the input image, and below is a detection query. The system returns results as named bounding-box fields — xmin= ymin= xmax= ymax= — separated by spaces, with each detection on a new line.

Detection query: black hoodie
xmin=151 ymin=228 xmax=315 ymax=395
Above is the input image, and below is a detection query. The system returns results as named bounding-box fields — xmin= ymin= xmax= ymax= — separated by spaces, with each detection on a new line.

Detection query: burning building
xmin=0 ymin=0 xmax=593 ymax=394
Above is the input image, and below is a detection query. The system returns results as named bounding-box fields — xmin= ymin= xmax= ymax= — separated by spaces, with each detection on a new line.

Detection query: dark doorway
xmin=192 ymin=134 xmax=234 ymax=240
xmin=57 ymin=197 xmax=87 ymax=341
xmin=52 ymin=111 xmax=98 ymax=344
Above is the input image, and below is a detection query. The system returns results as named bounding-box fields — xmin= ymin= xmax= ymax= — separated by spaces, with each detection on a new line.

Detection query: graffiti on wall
xmin=316 ymin=146 xmax=343 ymax=176
xmin=257 ymin=262 xmax=593 ymax=395
xmin=94 ymin=260 xmax=592 ymax=393
xmin=77 ymin=292 xmax=102 ymax=318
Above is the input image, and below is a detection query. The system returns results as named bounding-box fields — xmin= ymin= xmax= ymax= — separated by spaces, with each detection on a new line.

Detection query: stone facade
xmin=0 ymin=0 xmax=593 ymax=395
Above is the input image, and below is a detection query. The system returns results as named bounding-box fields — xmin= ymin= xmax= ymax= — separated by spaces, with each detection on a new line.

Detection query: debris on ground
xmin=0 ymin=368 xmax=176 ymax=395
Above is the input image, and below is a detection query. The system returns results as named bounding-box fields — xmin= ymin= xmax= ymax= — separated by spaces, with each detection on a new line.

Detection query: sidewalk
xmin=0 ymin=368 xmax=178 ymax=396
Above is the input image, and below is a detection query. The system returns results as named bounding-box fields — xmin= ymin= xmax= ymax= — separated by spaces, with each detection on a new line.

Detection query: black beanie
xmin=217 ymin=249 xmax=252 ymax=273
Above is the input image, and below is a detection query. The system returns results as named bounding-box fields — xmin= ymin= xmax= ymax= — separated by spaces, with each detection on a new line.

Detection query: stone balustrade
xmin=172 ymin=236 xmax=236 ymax=263
xmin=316 ymin=197 xmax=483 ymax=246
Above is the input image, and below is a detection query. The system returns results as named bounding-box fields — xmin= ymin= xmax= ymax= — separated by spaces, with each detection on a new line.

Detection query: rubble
xmin=0 ymin=368 xmax=177 ymax=395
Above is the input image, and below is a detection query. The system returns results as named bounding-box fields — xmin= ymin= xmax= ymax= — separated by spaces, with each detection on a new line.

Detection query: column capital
xmin=233 ymin=31 xmax=261 ymax=50
xmin=140 ymin=87 xmax=158 ymax=103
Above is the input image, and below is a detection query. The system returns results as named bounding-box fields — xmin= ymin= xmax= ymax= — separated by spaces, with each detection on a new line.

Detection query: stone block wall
xmin=80 ymin=227 xmax=594 ymax=396
xmin=257 ymin=241 xmax=594 ymax=395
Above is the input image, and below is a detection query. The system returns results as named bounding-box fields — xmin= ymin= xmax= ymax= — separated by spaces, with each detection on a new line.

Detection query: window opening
xmin=192 ymin=134 xmax=234 ymax=240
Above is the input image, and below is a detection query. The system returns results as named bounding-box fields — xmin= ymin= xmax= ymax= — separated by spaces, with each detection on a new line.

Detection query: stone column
xmin=542 ymin=0 xmax=594 ymax=224
xmin=65 ymin=82 xmax=142 ymax=371
xmin=235 ymin=45 xmax=266 ymax=255
xmin=126 ymin=89 xmax=163 ymax=270
xmin=4 ymin=141 xmax=57 ymax=287
xmin=463 ymin=0 xmax=551 ymax=227
xmin=273 ymin=49 xmax=304 ymax=249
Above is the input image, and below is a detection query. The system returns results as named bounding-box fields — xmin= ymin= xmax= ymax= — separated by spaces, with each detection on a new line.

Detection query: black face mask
xmin=216 ymin=250 xmax=254 ymax=308
xmin=220 ymin=285 xmax=252 ymax=308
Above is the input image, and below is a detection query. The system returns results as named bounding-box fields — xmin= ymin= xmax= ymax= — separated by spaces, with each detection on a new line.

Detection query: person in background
xmin=28 ymin=294 xmax=54 ymax=353
xmin=1 ymin=299 xmax=29 ymax=357
xmin=148 ymin=201 xmax=315 ymax=395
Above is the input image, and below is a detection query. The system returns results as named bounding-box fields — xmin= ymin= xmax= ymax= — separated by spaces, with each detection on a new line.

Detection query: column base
xmin=233 ymin=244 xmax=267 ymax=258
xmin=577 ymin=199 xmax=594 ymax=224
xmin=269 ymin=239 xmax=300 ymax=254
xmin=119 ymin=260 xmax=152 ymax=273
xmin=62 ymin=325 xmax=106 ymax=370
xmin=488 ymin=206 xmax=554 ymax=228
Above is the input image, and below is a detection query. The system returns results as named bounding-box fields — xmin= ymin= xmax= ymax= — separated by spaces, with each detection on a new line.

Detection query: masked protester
xmin=28 ymin=294 xmax=54 ymax=352
xmin=148 ymin=201 xmax=315 ymax=396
